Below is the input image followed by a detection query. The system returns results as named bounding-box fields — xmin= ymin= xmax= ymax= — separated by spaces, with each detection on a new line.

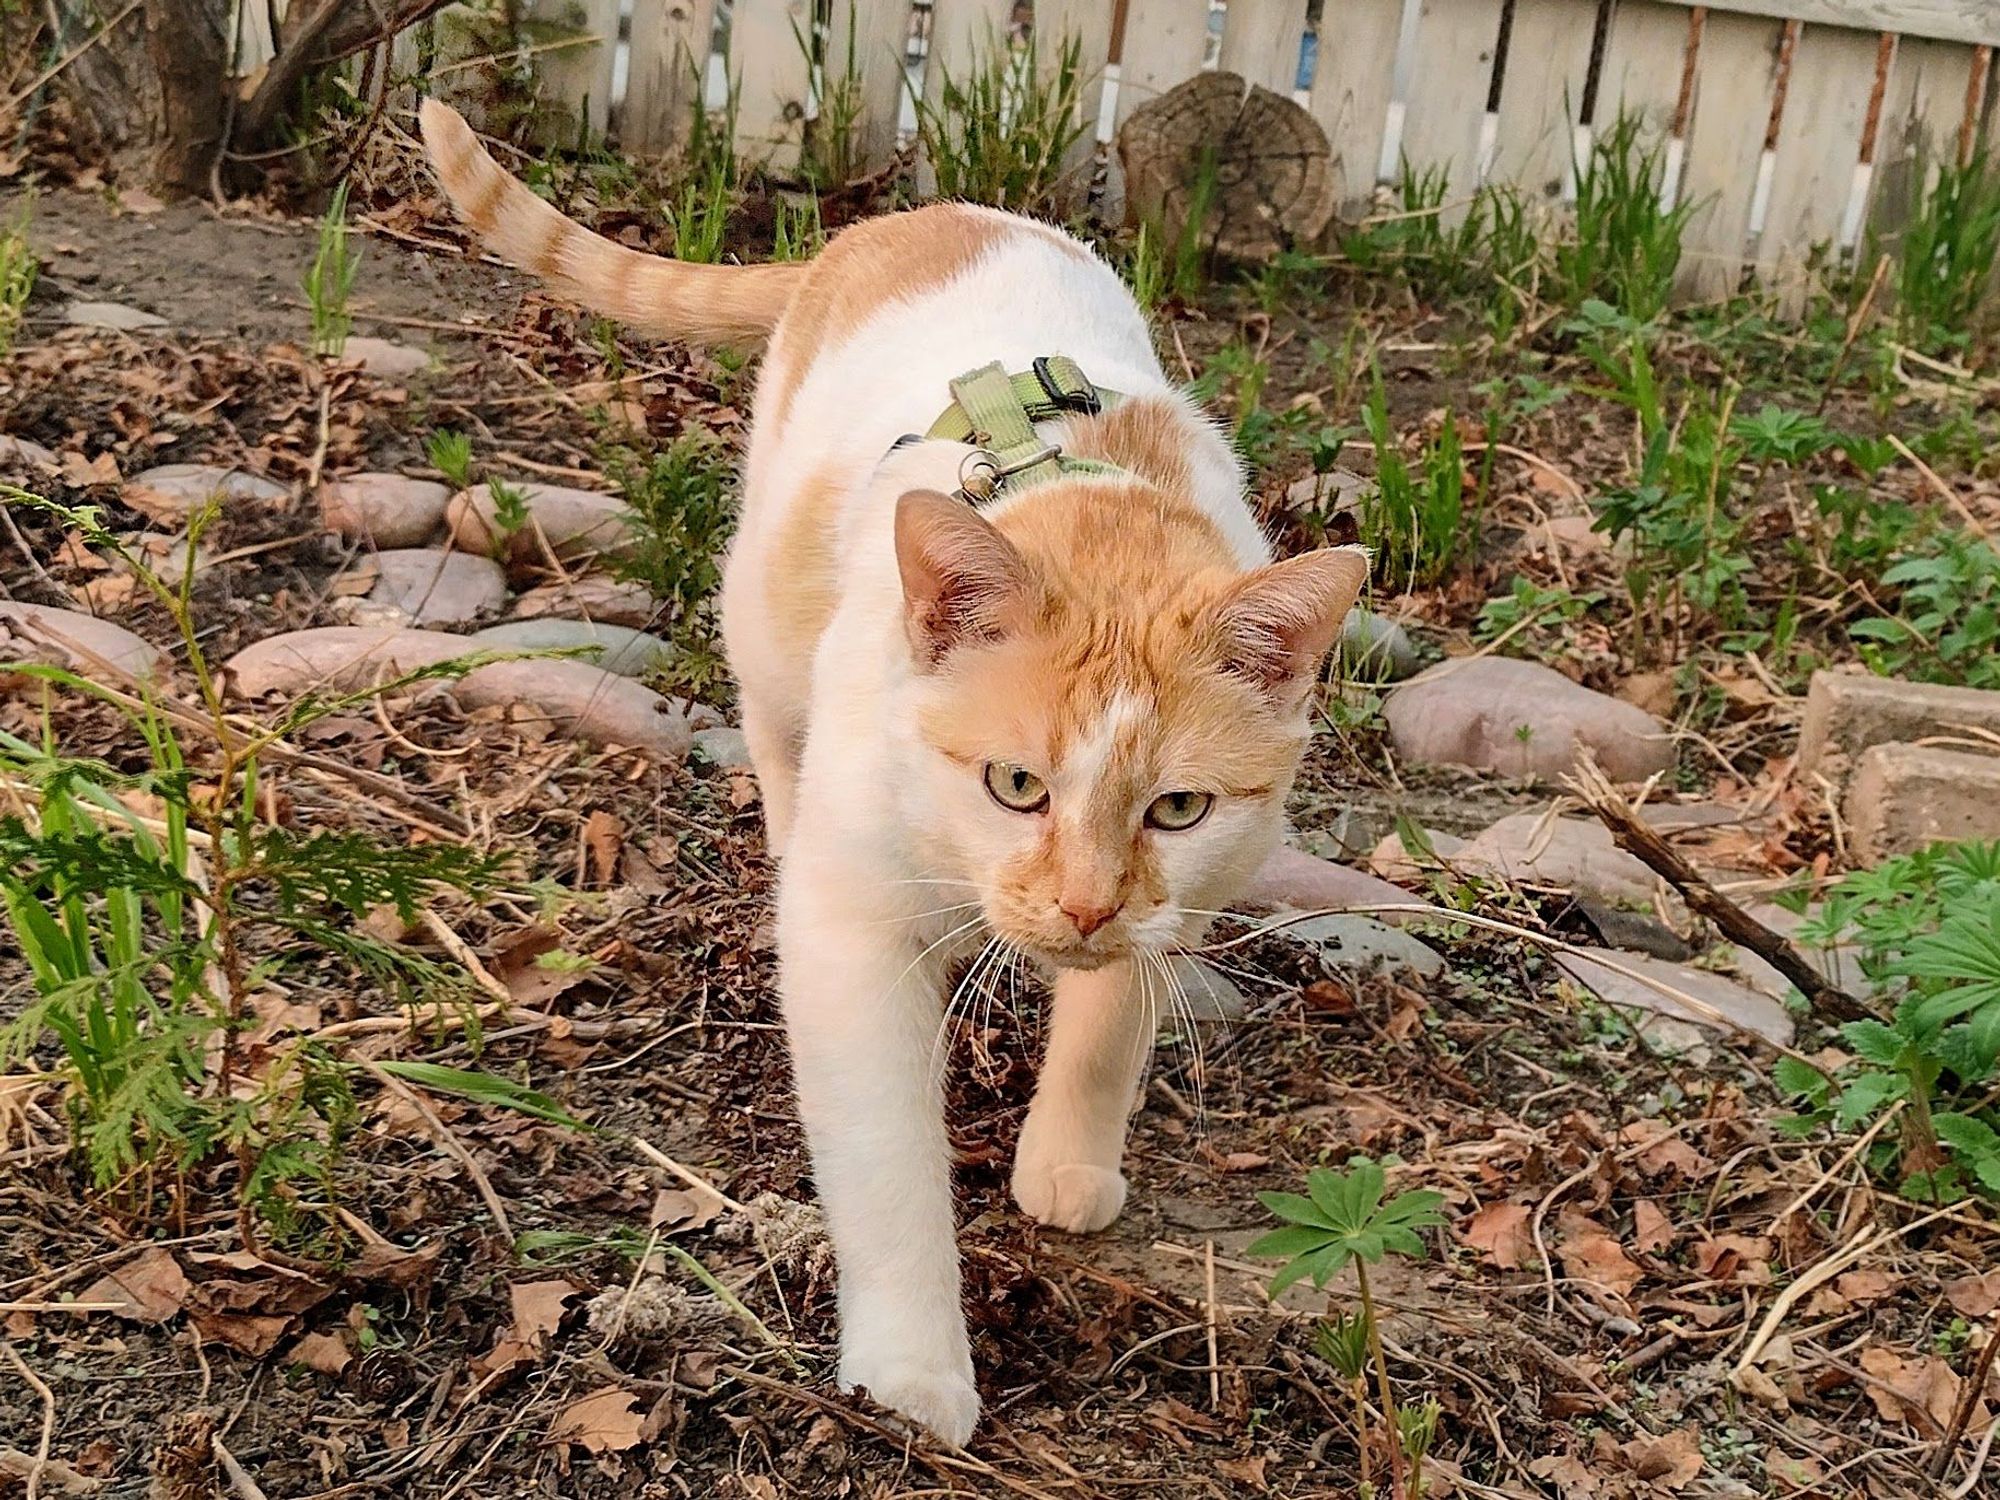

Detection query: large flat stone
xmin=1455 ymin=812 xmax=1663 ymax=906
xmin=1556 ymin=949 xmax=1794 ymax=1047
xmin=1845 ymin=743 xmax=2000 ymax=861
xmin=473 ymin=620 xmax=676 ymax=678
xmin=446 ymin=482 xmax=636 ymax=568
xmin=1385 ymin=656 xmax=1675 ymax=783
xmin=1798 ymin=671 xmax=2000 ymax=775
xmin=0 ymin=602 xmax=167 ymax=682
xmin=1277 ymin=912 xmax=1447 ymax=979
xmin=123 ymin=464 xmax=288 ymax=526
xmin=320 ymin=473 xmax=453 ymax=548
xmin=362 ymin=549 xmax=507 ymax=626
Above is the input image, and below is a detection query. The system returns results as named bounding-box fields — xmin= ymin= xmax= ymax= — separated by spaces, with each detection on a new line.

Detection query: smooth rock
xmin=1454 ymin=812 xmax=1662 ymax=906
xmin=692 ymin=724 xmax=753 ymax=769
xmin=339 ymin=337 xmax=433 ymax=379
xmin=320 ymin=473 xmax=453 ymax=547
xmin=455 ymin=659 xmax=692 ymax=760
xmin=473 ymin=619 xmax=677 ymax=678
xmin=1385 ymin=656 xmax=1676 ymax=782
xmin=676 ymin=698 xmax=728 ymax=732
xmin=446 ymin=482 xmax=636 ymax=567
xmin=224 ymin=629 xmax=691 ymax=759
xmin=1283 ymin=467 xmax=1369 ymax=515
xmin=1735 ymin=901 xmax=1870 ymax=1000
xmin=1556 ymin=949 xmax=1795 ymax=1047
xmin=1237 ymin=844 xmax=1432 ymax=925
xmin=508 ymin=576 xmax=662 ymax=628
xmin=124 ymin=464 xmax=288 ymax=525
xmin=0 ymin=602 xmax=167 ymax=682
xmin=64 ymin=300 xmax=167 ymax=330
xmin=1278 ymin=912 xmax=1447 ymax=979
xmin=0 ymin=435 xmax=57 ymax=468
xmin=224 ymin=626 xmax=472 ymax=696
xmin=361 ymin=549 xmax=507 ymax=626
xmin=1339 ymin=608 xmax=1418 ymax=682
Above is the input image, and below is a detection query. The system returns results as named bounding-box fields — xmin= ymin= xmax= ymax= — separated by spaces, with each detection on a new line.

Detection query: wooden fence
xmin=250 ymin=0 xmax=2000 ymax=300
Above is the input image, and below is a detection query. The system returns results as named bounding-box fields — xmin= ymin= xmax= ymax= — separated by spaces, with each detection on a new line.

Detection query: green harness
xmin=917 ymin=356 xmax=1125 ymax=503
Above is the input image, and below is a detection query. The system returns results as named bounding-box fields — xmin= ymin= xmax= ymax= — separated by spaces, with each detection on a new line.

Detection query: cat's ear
xmin=894 ymin=490 xmax=1033 ymax=667
xmin=1212 ymin=547 xmax=1370 ymax=703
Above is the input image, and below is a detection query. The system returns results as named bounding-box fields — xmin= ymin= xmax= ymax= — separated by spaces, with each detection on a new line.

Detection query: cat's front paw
xmin=1011 ymin=1158 xmax=1127 ymax=1233
xmin=840 ymin=1348 xmax=980 ymax=1447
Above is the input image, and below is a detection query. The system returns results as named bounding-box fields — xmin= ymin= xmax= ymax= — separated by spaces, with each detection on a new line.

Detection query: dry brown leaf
xmin=1618 ymin=1427 xmax=1702 ymax=1489
xmin=1630 ymin=1199 xmax=1675 ymax=1254
xmin=65 ymin=451 xmax=120 ymax=489
xmin=1619 ymin=1120 xmax=1708 ymax=1179
xmin=583 ymin=809 xmax=623 ymax=885
xmin=1215 ymin=1454 xmax=1268 ymax=1489
xmin=1218 ymin=1151 xmax=1270 ymax=1173
xmin=1617 ymin=671 xmax=1676 ymax=718
xmin=1835 ymin=1268 xmax=1900 ymax=1304
xmin=288 ymin=1330 xmax=353 ymax=1376
xmin=1945 ymin=1270 xmax=2000 ymax=1317
xmin=81 ymin=1246 xmax=188 ymax=1322
xmin=75 ymin=573 xmax=138 ymax=614
xmin=350 ymin=1238 xmax=442 ymax=1290
xmin=489 ymin=924 xmax=590 ymax=1007
xmin=651 ymin=1185 xmax=726 ymax=1234
xmin=1693 ymin=1233 xmax=1773 ymax=1286
xmin=1460 ymin=1201 xmax=1533 ymax=1270
xmin=548 ymin=1386 xmax=646 ymax=1454
xmin=509 ymin=1279 xmax=581 ymax=1349
xmin=1859 ymin=1344 xmax=1962 ymax=1434
xmin=1558 ymin=1222 xmax=1644 ymax=1300
xmin=1525 ymin=1453 xmax=1603 ymax=1498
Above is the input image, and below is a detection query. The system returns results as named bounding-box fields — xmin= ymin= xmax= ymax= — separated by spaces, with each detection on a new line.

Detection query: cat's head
xmin=894 ymin=485 xmax=1367 ymax=971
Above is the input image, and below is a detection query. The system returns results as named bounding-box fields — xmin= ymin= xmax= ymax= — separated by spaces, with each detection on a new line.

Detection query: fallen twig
xmin=1566 ymin=756 xmax=1874 ymax=1024
xmin=211 ymin=1434 xmax=270 ymax=1500
xmin=1932 ymin=1318 xmax=2000 ymax=1479
xmin=1 ymin=1339 xmax=54 ymax=1500
xmin=1887 ymin=432 xmax=1994 ymax=543
xmin=358 ymin=1059 xmax=514 ymax=1244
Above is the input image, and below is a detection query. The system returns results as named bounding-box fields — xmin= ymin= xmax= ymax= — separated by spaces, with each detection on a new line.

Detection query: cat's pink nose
xmin=1061 ymin=898 xmax=1123 ymax=938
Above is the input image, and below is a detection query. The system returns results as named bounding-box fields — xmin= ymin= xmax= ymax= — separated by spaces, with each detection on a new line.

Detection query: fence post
xmin=1219 ymin=0 xmax=1308 ymax=98
xmin=828 ymin=0 xmax=915 ymax=175
xmin=526 ymin=0 xmax=621 ymax=138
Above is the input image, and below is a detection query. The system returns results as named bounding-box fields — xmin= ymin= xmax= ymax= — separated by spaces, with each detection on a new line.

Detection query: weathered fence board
xmin=1490 ymin=0 xmax=1599 ymax=199
xmin=1756 ymin=24 xmax=1883 ymax=292
xmin=1870 ymin=35 xmax=1977 ymax=240
xmin=623 ymin=0 xmax=715 ymax=151
xmin=1651 ymin=0 xmax=2000 ymax=50
xmin=1218 ymin=0 xmax=1309 ymax=97
xmin=529 ymin=0 xmax=620 ymax=135
xmin=1678 ymin=10 xmax=1785 ymax=298
xmin=1598 ymin=0 xmax=1697 ymax=136
xmin=830 ymin=0 xmax=914 ymax=174
xmin=1308 ymin=0 xmax=1403 ymax=208
xmin=1399 ymin=0 xmax=1501 ymax=201
xmin=1115 ymin=0 xmax=1211 ymax=131
xmin=1037 ymin=0 xmax=1117 ymax=170
xmin=732 ymin=0 xmax=814 ymax=171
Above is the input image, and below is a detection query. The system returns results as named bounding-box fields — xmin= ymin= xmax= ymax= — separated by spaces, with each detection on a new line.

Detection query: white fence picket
xmin=1677 ymin=10 xmax=1786 ymax=298
xmin=1116 ymin=0 xmax=1212 ymax=131
xmin=1399 ymin=0 xmax=1501 ymax=201
xmin=830 ymin=0 xmax=916 ymax=173
xmin=732 ymin=0 xmax=814 ymax=173
xmin=528 ymin=0 xmax=621 ymax=135
xmin=1755 ymin=23 xmax=1885 ymax=295
xmin=1218 ymin=0 xmax=1309 ymax=96
xmin=1870 ymin=34 xmax=1977 ymax=239
xmin=1489 ymin=0 xmax=1598 ymax=198
xmin=1308 ymin=0 xmax=1403 ymax=208
xmin=1037 ymin=0 xmax=1118 ymax=169
xmin=622 ymin=0 xmax=717 ymax=151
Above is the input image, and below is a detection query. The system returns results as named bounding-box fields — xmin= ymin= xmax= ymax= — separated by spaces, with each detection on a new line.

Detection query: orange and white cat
xmin=422 ymin=101 xmax=1366 ymax=1446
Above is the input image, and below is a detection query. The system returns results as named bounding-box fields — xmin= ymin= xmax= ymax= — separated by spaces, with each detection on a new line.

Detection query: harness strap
xmin=921 ymin=357 xmax=1124 ymax=500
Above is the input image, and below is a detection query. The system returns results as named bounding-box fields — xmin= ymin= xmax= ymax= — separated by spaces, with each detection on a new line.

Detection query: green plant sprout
xmin=1252 ymin=1160 xmax=1445 ymax=1498
xmin=304 ymin=180 xmax=360 ymax=358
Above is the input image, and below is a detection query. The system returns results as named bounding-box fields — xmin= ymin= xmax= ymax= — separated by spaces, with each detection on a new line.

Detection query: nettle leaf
xmin=1772 ymin=1055 xmax=1832 ymax=1104
xmin=1835 ymin=1071 xmax=1907 ymax=1128
xmin=1933 ymin=1112 xmax=2000 ymax=1160
xmin=1841 ymin=1019 xmax=1908 ymax=1067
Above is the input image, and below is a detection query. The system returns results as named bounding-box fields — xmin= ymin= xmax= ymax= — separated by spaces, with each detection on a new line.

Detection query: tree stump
xmin=1117 ymin=70 xmax=1336 ymax=262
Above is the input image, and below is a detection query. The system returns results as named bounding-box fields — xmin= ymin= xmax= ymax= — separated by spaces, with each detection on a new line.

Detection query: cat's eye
xmin=983 ymin=762 xmax=1049 ymax=813
xmin=1146 ymin=790 xmax=1213 ymax=831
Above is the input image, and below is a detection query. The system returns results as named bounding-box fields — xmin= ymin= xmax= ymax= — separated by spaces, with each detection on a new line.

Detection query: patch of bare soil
xmin=1 ymin=195 xmax=1989 ymax=1500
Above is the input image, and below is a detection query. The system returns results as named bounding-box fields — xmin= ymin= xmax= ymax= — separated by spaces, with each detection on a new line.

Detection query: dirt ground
xmin=2 ymin=187 xmax=1995 ymax=1500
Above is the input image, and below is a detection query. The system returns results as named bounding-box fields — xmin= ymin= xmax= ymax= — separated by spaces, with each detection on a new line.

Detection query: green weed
xmin=1552 ymin=110 xmax=1694 ymax=324
xmin=427 ymin=429 xmax=475 ymax=490
xmin=1883 ymin=146 xmax=2000 ymax=356
xmin=0 ymin=492 xmax=528 ymax=1233
xmin=1849 ymin=532 xmax=2000 ymax=690
xmin=911 ymin=30 xmax=1090 ymax=214
xmin=772 ymin=193 xmax=826 ymax=262
xmin=603 ymin=432 xmax=736 ymax=699
xmin=1776 ymin=841 xmax=2000 ymax=1202
xmin=1357 ymin=366 xmax=1473 ymax=590
xmin=0 ymin=204 xmax=35 ymax=357
xmin=304 ymin=180 xmax=360 ymax=358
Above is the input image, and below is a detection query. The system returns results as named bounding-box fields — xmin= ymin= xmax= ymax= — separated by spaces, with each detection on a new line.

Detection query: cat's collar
xmin=900 ymin=357 xmax=1127 ymax=504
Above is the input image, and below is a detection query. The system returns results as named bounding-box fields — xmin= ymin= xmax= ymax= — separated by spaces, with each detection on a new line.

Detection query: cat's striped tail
xmin=418 ymin=99 xmax=806 ymax=344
